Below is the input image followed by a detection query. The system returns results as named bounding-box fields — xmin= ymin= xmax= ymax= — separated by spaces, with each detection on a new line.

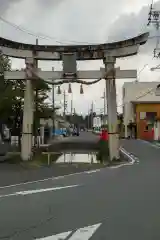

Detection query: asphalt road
xmin=49 ymin=131 xmax=99 ymax=152
xmin=57 ymin=131 xmax=99 ymax=143
xmin=0 ymin=139 xmax=160 ymax=239
xmin=0 ymin=132 xmax=99 ymax=187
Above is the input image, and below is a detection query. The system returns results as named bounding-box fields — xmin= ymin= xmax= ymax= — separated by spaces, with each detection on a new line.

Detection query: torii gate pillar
xmin=104 ymin=55 xmax=120 ymax=160
xmin=21 ymin=58 xmax=34 ymax=161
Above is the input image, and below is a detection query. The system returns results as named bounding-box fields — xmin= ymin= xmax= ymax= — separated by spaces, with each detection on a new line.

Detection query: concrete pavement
xmin=0 ymin=139 xmax=160 ymax=239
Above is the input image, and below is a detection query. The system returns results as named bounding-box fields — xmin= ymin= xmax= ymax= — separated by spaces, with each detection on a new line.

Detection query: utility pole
xmin=147 ymin=2 xmax=160 ymax=58
xmin=33 ymin=38 xmax=38 ymax=146
xmin=63 ymin=91 xmax=67 ymax=119
xmin=52 ymin=76 xmax=55 ymax=138
xmin=91 ymin=101 xmax=93 ymax=129
xmin=71 ymin=99 xmax=73 ymax=115
xmin=101 ymin=89 xmax=106 ymax=125
xmin=71 ymin=99 xmax=73 ymax=123
xmin=101 ymin=88 xmax=106 ymax=114
xmin=103 ymin=90 xmax=106 ymax=116
xmin=87 ymin=109 xmax=90 ymax=129
xmin=72 ymin=107 xmax=76 ymax=126
xmin=148 ymin=3 xmax=160 ymax=140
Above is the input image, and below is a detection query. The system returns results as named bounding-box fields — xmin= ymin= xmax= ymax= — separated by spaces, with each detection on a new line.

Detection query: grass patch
xmin=6 ymin=154 xmax=22 ymax=164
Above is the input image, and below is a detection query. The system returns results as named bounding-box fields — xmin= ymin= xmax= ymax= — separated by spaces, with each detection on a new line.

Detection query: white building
xmin=122 ymin=81 xmax=160 ymax=139
xmin=93 ymin=115 xmax=108 ymax=128
xmin=93 ymin=116 xmax=101 ymax=128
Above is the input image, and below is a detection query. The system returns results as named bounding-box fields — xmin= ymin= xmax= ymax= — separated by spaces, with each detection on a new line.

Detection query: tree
xmin=32 ymin=79 xmax=51 ymax=140
xmin=0 ymin=53 xmax=12 ymax=122
xmin=0 ymin=53 xmax=52 ymax=137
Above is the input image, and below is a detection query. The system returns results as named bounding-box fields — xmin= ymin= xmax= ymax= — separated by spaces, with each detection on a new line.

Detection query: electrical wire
xmin=0 ymin=15 xmax=159 ymax=46
xmin=0 ymin=16 xmax=95 ymax=45
xmin=117 ymin=53 xmax=155 ymax=109
xmin=118 ymin=86 xmax=156 ymax=109
xmin=0 ymin=14 xmax=157 ymax=110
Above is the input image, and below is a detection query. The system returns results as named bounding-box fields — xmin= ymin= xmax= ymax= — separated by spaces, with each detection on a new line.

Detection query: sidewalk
xmin=143 ymin=140 xmax=160 ymax=148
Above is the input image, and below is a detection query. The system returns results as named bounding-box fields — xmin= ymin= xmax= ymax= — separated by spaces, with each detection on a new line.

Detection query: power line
xmin=1 ymin=15 xmax=160 ymax=46
xmin=118 ymin=54 xmax=155 ymax=109
xmin=147 ymin=1 xmax=160 ymax=57
xmin=1 ymin=14 xmax=157 ymax=110
xmin=0 ymin=16 xmax=95 ymax=45
xmin=0 ymin=16 xmax=63 ymax=44
xmin=118 ymin=85 xmax=156 ymax=109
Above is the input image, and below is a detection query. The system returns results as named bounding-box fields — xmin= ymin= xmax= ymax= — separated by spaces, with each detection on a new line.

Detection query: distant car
xmin=59 ymin=128 xmax=67 ymax=137
xmin=80 ymin=126 xmax=85 ymax=131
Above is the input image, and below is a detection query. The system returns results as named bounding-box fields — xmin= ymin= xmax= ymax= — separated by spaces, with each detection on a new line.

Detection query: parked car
xmin=61 ymin=128 xmax=68 ymax=137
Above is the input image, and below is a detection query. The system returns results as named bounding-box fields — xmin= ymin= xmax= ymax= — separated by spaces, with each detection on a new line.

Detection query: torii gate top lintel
xmin=0 ymin=32 xmax=149 ymax=60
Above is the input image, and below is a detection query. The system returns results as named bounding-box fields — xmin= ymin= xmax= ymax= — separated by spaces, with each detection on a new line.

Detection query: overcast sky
xmin=1 ymin=0 xmax=160 ymax=115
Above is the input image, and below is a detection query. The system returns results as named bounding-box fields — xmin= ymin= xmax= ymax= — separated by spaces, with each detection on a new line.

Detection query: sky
xmin=1 ymin=0 xmax=160 ymax=115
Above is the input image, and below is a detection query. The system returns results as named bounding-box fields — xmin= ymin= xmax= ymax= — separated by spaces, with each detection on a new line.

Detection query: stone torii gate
xmin=0 ymin=32 xmax=149 ymax=161
xmin=5 ymin=66 xmax=137 ymax=160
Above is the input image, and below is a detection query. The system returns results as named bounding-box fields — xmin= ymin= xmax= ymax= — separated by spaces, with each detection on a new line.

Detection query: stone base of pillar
xmin=21 ymin=133 xmax=33 ymax=161
xmin=108 ymin=133 xmax=120 ymax=160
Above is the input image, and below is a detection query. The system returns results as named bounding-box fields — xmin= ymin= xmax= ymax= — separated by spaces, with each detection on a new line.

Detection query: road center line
xmin=0 ymin=185 xmax=80 ymax=199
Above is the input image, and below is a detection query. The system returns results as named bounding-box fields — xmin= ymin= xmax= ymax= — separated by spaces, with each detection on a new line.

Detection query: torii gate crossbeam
xmin=4 ymin=68 xmax=137 ymax=80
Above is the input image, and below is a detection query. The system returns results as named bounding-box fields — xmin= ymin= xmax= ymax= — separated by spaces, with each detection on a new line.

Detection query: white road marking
xmin=0 ymin=169 xmax=102 ymax=190
xmin=86 ymin=169 xmax=100 ymax=174
xmin=68 ymin=223 xmax=101 ymax=239
xmin=0 ymin=185 xmax=80 ymax=199
xmin=109 ymin=162 xmax=134 ymax=169
xmin=110 ymin=147 xmax=136 ymax=169
xmin=120 ymin=147 xmax=135 ymax=164
xmin=36 ymin=231 xmax=72 ymax=239
xmin=0 ymin=147 xmax=137 ymax=190
xmin=36 ymin=223 xmax=101 ymax=240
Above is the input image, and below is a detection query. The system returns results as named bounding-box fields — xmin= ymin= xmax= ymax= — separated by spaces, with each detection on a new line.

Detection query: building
xmin=123 ymin=81 xmax=160 ymax=140
xmin=93 ymin=115 xmax=108 ymax=128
